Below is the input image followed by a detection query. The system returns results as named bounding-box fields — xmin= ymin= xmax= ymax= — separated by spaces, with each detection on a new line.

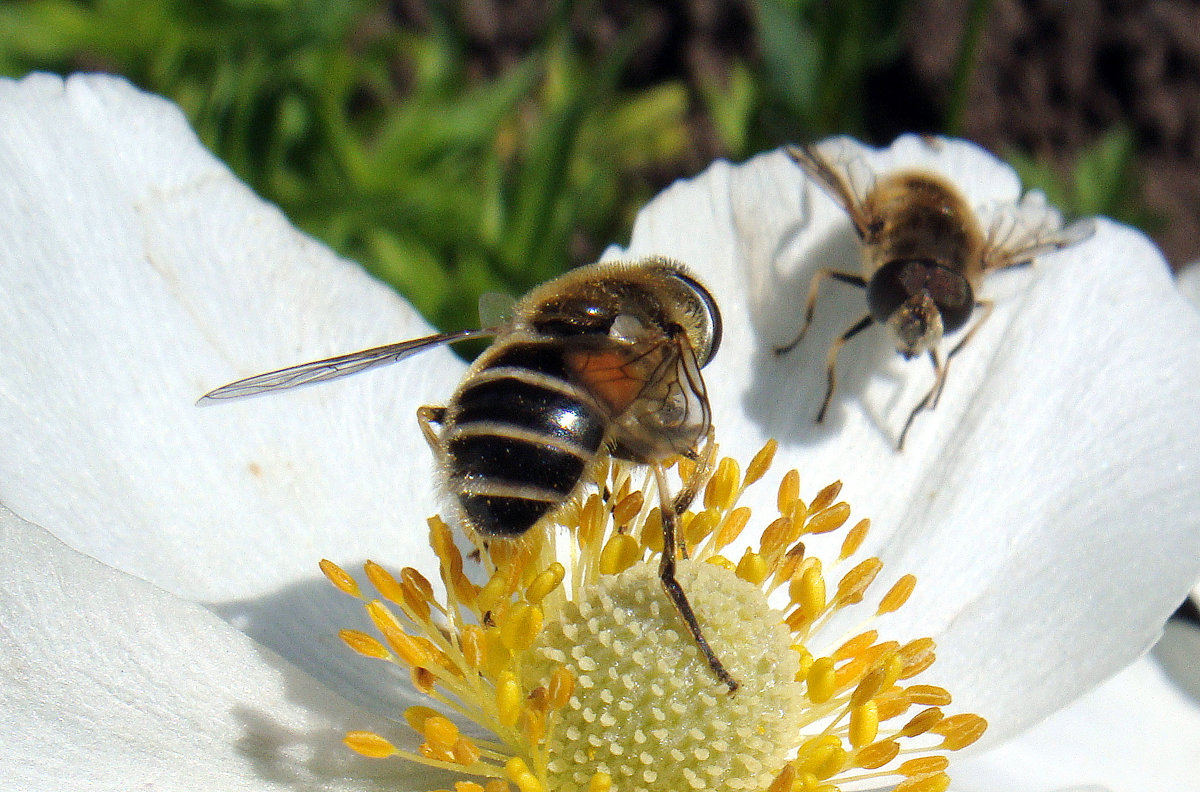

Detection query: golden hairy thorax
xmin=861 ymin=172 xmax=985 ymax=286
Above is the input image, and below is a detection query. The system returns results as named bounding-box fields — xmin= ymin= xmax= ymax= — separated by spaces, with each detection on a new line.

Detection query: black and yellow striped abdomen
xmin=444 ymin=340 xmax=608 ymax=538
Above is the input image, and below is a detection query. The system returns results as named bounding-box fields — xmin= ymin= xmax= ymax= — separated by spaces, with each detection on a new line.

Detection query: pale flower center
xmin=535 ymin=560 xmax=804 ymax=792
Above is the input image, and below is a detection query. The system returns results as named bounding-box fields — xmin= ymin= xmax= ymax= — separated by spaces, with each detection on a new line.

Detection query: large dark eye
xmin=671 ymin=270 xmax=723 ymax=367
xmin=866 ymin=260 xmax=973 ymax=332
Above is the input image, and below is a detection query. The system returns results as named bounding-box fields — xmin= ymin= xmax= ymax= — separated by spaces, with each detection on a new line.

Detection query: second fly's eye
xmin=866 ymin=259 xmax=974 ymax=333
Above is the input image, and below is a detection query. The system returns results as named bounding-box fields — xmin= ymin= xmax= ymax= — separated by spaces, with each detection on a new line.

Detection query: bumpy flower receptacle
xmin=320 ymin=439 xmax=986 ymax=792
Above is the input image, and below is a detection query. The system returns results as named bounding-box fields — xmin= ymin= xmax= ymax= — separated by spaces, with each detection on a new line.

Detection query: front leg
xmin=775 ymin=269 xmax=867 ymax=356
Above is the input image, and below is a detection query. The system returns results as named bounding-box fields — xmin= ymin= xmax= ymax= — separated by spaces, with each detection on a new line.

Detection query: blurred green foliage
xmin=0 ymin=0 xmax=1153 ymax=332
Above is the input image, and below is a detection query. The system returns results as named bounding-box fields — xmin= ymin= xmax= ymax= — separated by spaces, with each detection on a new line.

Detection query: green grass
xmin=0 ymin=0 xmax=1149 ymax=331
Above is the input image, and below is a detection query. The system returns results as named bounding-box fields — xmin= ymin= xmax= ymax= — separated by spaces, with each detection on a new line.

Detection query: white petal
xmin=0 ymin=504 xmax=436 ymax=791
xmin=951 ymin=650 xmax=1200 ymax=792
xmin=0 ymin=72 xmax=472 ymax=710
xmin=1178 ymin=260 xmax=1200 ymax=311
xmin=0 ymin=73 xmax=465 ymax=596
xmin=610 ymin=139 xmax=1200 ymax=740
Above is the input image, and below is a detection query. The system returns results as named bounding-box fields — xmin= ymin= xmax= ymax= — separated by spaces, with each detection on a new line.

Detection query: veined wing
xmin=199 ymin=327 xmax=494 ymax=402
xmin=786 ymin=140 xmax=877 ymax=239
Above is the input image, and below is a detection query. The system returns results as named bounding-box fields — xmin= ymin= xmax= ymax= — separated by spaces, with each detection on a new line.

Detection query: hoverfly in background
xmin=776 ymin=140 xmax=1095 ymax=449
xmin=201 ymin=256 xmax=738 ymax=690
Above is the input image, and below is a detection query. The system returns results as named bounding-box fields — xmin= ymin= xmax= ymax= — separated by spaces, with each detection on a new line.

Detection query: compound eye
xmin=866 ymin=260 xmax=973 ymax=333
xmin=670 ymin=270 xmax=723 ymax=367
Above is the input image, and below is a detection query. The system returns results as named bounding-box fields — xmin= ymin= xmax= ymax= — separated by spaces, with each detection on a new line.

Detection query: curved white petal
xmin=611 ymin=140 xmax=1200 ymax=741
xmin=0 ymin=72 xmax=471 ymax=711
xmin=0 ymin=504 xmax=437 ymax=792
xmin=950 ymin=651 xmax=1200 ymax=792
xmin=1178 ymin=260 xmax=1200 ymax=312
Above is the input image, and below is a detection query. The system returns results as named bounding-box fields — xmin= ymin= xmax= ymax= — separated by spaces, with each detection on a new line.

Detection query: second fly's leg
xmin=816 ymin=314 xmax=875 ymax=423
xmin=774 ymin=270 xmax=867 ymax=356
xmin=896 ymin=298 xmax=997 ymax=450
xmin=653 ymin=463 xmax=739 ymax=693
xmin=897 ymin=349 xmax=947 ymax=451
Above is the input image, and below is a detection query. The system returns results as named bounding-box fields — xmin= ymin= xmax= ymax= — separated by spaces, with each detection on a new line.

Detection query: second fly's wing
xmin=199 ymin=327 xmax=495 ymax=402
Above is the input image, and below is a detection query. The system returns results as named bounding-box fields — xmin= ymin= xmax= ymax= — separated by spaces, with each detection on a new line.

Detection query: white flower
xmin=1 ymin=73 xmax=1198 ymax=791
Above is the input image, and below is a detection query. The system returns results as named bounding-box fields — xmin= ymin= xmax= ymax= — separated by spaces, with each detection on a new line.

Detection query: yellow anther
xmin=899 ymin=707 xmax=944 ymax=737
xmin=461 ymin=624 xmax=487 ymax=669
xmin=706 ymin=555 xmax=736 ymax=571
xmin=612 ymin=491 xmax=645 ymax=527
xmin=774 ymin=544 xmax=806 ymax=585
xmin=878 ymin=574 xmax=917 ymax=614
xmin=744 ymin=439 xmax=778 ymax=486
xmin=338 ymin=629 xmax=391 ymax=660
xmin=548 ymin=665 xmax=576 ymax=709
xmin=898 ymin=756 xmax=950 ymax=775
xmin=526 ymin=562 xmax=565 ymax=604
xmin=640 ymin=508 xmax=664 ymax=552
xmin=423 ymin=715 xmax=460 ymax=747
xmin=404 ymin=705 xmax=442 ymax=732
xmin=790 ymin=559 xmax=827 ymax=617
xmin=777 ymin=469 xmax=800 ymax=513
xmin=835 ymin=557 xmax=883 ymax=605
xmin=484 ymin=781 xmax=512 ymax=792
xmin=319 ymin=559 xmax=361 ymax=598
xmin=524 ymin=707 xmax=547 ymax=744
xmin=585 ymin=772 xmax=613 ymax=792
xmin=735 ymin=549 xmax=769 ymax=585
xmin=683 ymin=509 xmax=717 ymax=547
xmin=767 ymin=763 xmax=795 ymax=792
xmin=705 ymin=457 xmax=741 ymax=511
xmin=505 ymin=757 xmax=545 ymax=792
xmin=848 ymin=701 xmax=879 ymax=748
xmin=905 ymin=685 xmax=952 ymax=706
xmin=833 ymin=631 xmax=879 ymax=662
xmin=803 ymin=740 xmax=847 ymax=781
xmin=933 ymin=713 xmax=988 ymax=750
xmin=420 ymin=743 xmax=456 ymax=763
xmin=344 ymin=730 xmax=397 ymax=758
xmin=806 ymin=502 xmax=851 ymax=535
xmin=898 ymin=637 xmax=937 ymax=678
xmin=429 ymin=516 xmax=461 ymax=571
xmin=809 ymin=480 xmax=842 ymax=513
xmin=402 ymin=566 xmax=435 ymax=608
xmin=413 ymin=666 xmax=436 ymax=693
xmin=366 ymin=601 xmax=430 ymax=667
xmin=851 ymin=654 xmax=902 ymax=707
xmin=477 ymin=571 xmax=511 ymax=614
xmin=894 ymin=772 xmax=951 ymax=792
xmin=500 ymin=602 xmax=543 ymax=651
xmin=579 ymin=493 xmax=605 ymax=549
xmin=456 ymin=783 xmax=486 ymax=792
xmin=760 ymin=516 xmax=795 ymax=559
xmin=484 ymin=627 xmax=511 ymax=678
xmin=714 ymin=506 xmax=751 ymax=549
xmin=496 ymin=672 xmax=522 ymax=728
xmin=853 ymin=739 xmax=899 ymax=769
xmin=838 ymin=519 xmax=871 ymax=560
xmin=874 ymin=686 xmax=912 ymax=721
xmin=599 ymin=534 xmax=641 ymax=575
xmin=452 ymin=736 xmax=482 ymax=766
xmin=806 ymin=656 xmax=837 ymax=704
xmin=362 ymin=560 xmax=404 ymax=603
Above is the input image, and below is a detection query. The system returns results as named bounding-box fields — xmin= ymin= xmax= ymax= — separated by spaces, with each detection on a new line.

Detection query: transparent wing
xmin=785 ymin=140 xmax=877 ymax=238
xmin=981 ymin=191 xmax=1097 ymax=272
xmin=199 ymin=327 xmax=495 ymax=402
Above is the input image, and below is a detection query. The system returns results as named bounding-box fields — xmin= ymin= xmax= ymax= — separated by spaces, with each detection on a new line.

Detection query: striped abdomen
xmin=444 ymin=340 xmax=608 ymax=538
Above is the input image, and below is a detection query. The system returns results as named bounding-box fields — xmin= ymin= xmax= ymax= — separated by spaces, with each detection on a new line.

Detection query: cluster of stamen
xmin=320 ymin=439 xmax=986 ymax=792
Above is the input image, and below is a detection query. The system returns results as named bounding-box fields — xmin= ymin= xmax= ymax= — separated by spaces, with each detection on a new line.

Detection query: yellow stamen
xmin=323 ymin=445 xmax=986 ymax=792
